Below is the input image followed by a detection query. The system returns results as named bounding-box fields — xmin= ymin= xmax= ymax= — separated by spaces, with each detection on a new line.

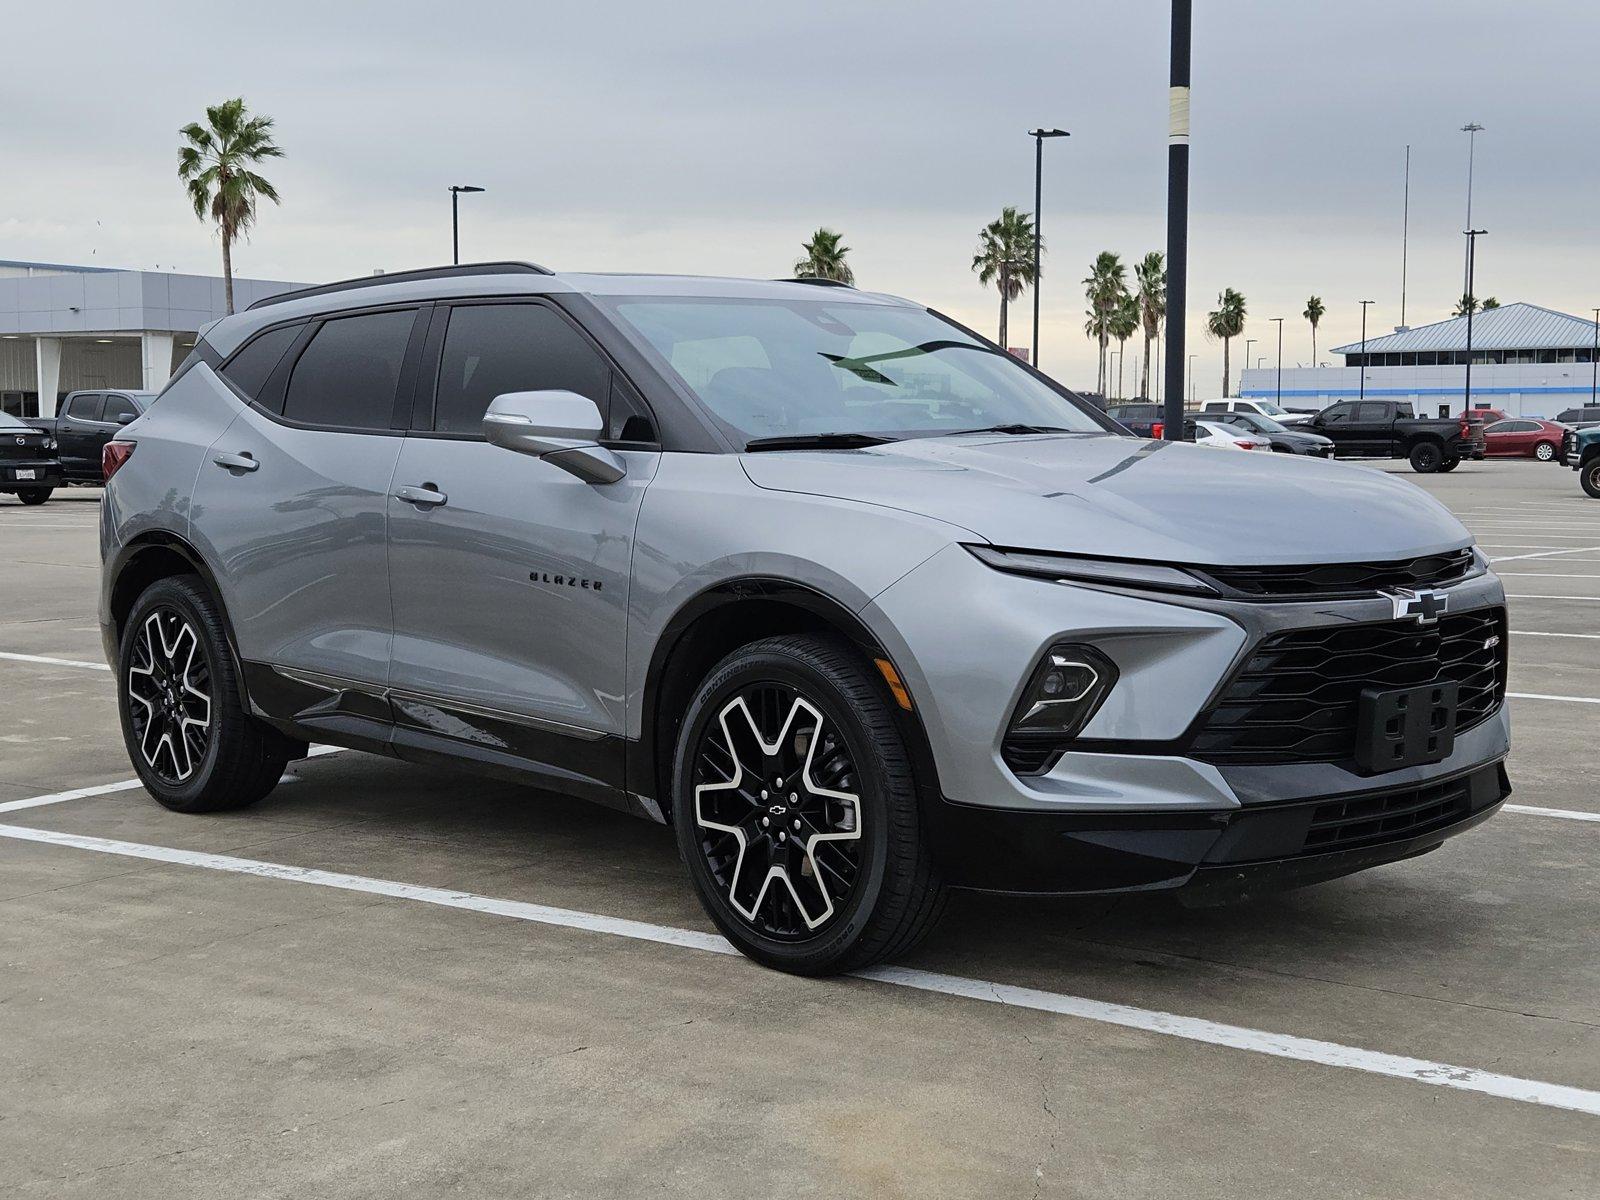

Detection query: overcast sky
xmin=6 ymin=1 xmax=1597 ymax=393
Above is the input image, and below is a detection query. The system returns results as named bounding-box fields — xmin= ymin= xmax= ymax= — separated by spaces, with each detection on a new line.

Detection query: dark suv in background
xmin=28 ymin=390 xmax=155 ymax=485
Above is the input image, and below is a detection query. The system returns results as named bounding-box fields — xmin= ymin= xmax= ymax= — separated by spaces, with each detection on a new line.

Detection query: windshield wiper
xmin=939 ymin=423 xmax=1077 ymax=437
xmin=744 ymin=432 xmax=899 ymax=452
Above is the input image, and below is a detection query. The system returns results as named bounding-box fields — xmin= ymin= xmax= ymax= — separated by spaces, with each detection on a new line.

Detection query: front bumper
xmin=927 ymin=760 xmax=1509 ymax=896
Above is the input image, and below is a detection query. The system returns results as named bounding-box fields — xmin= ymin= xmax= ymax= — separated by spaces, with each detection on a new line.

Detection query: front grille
xmin=1304 ymin=775 xmax=1473 ymax=853
xmin=1197 ymin=549 xmax=1474 ymax=599
xmin=1191 ymin=608 xmax=1506 ymax=766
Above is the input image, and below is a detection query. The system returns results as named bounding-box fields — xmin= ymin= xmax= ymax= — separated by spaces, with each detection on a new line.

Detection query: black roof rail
xmin=777 ymin=276 xmax=855 ymax=289
xmin=246 ymin=261 xmax=555 ymax=312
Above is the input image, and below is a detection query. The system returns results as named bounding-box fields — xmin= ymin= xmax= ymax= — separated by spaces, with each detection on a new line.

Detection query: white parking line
xmin=1506 ymin=594 xmax=1600 ymax=602
xmin=1496 ymin=573 xmax=1600 ymax=579
xmin=1511 ymin=630 xmax=1600 ymax=640
xmin=1508 ymin=691 xmax=1600 ymax=705
xmin=0 ymin=749 xmax=343 ymax=814
xmin=0 ymin=651 xmax=109 ymax=671
xmin=0 ymin=819 xmax=1596 ymax=1118
xmin=1505 ymin=804 xmax=1600 ymax=823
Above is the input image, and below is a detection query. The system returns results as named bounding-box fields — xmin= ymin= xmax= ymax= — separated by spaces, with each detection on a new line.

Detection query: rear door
xmin=57 ymin=393 xmax=104 ymax=478
xmin=190 ymin=306 xmax=424 ymax=689
xmin=385 ymin=299 xmax=660 ymax=801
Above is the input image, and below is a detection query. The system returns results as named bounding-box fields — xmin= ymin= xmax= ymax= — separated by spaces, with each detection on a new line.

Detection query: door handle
xmin=213 ymin=451 xmax=259 ymax=472
xmin=395 ymin=483 xmax=448 ymax=507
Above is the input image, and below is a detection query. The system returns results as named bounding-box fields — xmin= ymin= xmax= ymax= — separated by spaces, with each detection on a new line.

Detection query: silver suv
xmin=100 ymin=263 xmax=1511 ymax=973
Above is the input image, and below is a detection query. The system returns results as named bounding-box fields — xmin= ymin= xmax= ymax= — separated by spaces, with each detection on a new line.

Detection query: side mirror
xmin=482 ymin=390 xmax=627 ymax=485
xmin=116 ymin=411 xmax=137 ymax=426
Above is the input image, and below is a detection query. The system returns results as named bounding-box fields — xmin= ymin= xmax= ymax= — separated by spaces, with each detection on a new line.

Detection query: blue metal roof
xmin=1332 ymin=303 xmax=1600 ymax=355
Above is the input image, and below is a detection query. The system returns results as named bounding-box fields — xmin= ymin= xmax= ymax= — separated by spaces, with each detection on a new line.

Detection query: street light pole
xmin=1187 ymin=353 xmax=1197 ymax=407
xmin=449 ymin=185 xmax=485 ymax=265
xmin=1358 ymin=300 xmax=1375 ymax=402
xmin=1463 ymin=229 xmax=1487 ymax=413
xmin=1271 ymin=317 xmax=1285 ymax=408
xmin=1591 ymin=307 xmax=1599 ymax=411
xmin=1243 ymin=338 xmax=1256 ymax=394
xmin=1029 ymin=128 xmax=1069 ymax=369
xmin=1162 ymin=0 xmax=1191 ymax=440
xmin=1460 ymin=123 xmax=1484 ymax=300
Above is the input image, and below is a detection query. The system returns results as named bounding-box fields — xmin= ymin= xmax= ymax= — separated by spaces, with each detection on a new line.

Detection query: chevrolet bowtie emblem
xmin=1387 ymin=587 xmax=1448 ymax=625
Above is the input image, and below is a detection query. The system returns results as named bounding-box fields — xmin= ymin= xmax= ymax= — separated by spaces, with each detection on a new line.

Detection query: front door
xmin=386 ymin=300 xmax=659 ymax=803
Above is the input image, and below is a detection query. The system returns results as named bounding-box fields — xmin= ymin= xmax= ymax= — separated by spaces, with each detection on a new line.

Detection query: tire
xmin=1534 ymin=441 xmax=1557 ymax=462
xmin=117 ymin=575 xmax=292 ymax=813
xmin=673 ymin=634 xmax=946 ymax=975
xmin=1438 ymin=457 xmax=1460 ymax=472
xmin=1408 ymin=441 xmax=1444 ymax=473
xmin=1582 ymin=458 xmax=1600 ymax=500
xmin=16 ymin=487 xmax=52 ymax=505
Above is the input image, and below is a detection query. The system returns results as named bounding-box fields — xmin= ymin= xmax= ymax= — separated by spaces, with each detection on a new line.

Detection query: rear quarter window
xmin=221 ymin=323 xmax=304 ymax=403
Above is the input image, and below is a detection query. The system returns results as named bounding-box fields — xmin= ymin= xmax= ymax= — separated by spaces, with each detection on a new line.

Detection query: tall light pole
xmin=1358 ymin=300 xmax=1376 ymax=402
xmin=1162 ymin=0 xmax=1192 ymax=440
xmin=1187 ymin=353 xmax=1197 ymax=407
xmin=1400 ymin=144 xmax=1412 ymax=329
xmin=449 ymin=185 xmax=485 ymax=265
xmin=1029 ymin=128 xmax=1070 ymax=369
xmin=1463 ymin=230 xmax=1487 ymax=413
xmin=1243 ymin=337 xmax=1256 ymax=393
xmin=1592 ymin=307 xmax=1599 ymax=411
xmin=1271 ymin=317 xmax=1285 ymax=408
xmin=1460 ymin=124 xmax=1484 ymax=300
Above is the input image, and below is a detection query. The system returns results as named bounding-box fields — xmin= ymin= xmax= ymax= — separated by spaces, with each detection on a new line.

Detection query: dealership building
xmin=0 ymin=259 xmax=300 ymax=418
xmin=1238 ymin=303 xmax=1600 ymax=418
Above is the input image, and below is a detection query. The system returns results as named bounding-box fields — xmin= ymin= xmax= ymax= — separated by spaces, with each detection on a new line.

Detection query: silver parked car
xmin=99 ymin=263 xmax=1511 ymax=974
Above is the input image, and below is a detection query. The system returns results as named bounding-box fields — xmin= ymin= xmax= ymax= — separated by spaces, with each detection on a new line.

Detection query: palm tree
xmin=1453 ymin=294 xmax=1498 ymax=317
xmin=1082 ymin=251 xmax=1128 ymax=395
xmin=1481 ymin=296 xmax=1500 ymax=310
xmin=1108 ymin=292 xmax=1140 ymax=401
xmin=1206 ymin=288 xmax=1248 ymax=398
xmin=178 ymin=98 xmax=284 ymax=314
xmin=1303 ymin=295 xmax=1325 ymax=365
xmin=1134 ymin=252 xmax=1165 ymax=399
xmin=794 ymin=228 xmax=855 ymax=285
xmin=972 ymin=207 xmax=1038 ymax=348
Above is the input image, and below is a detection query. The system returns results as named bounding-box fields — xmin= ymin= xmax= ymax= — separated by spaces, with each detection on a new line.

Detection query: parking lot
xmin=1 ymin=461 xmax=1595 ymax=1198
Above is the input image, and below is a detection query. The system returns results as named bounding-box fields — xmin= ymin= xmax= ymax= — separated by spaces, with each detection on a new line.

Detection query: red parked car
xmin=1457 ymin=407 xmax=1508 ymax=424
xmin=1483 ymin=417 xmax=1569 ymax=461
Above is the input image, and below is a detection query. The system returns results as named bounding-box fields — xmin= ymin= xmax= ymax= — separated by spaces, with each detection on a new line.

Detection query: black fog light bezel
xmin=1000 ymin=643 xmax=1120 ymax=776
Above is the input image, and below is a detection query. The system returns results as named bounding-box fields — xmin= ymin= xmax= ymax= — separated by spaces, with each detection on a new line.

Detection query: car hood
xmin=741 ymin=432 xmax=1472 ymax=565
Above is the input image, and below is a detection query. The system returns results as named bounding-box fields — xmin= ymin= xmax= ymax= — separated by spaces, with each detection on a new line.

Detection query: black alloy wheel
xmin=673 ymin=635 xmax=945 ymax=974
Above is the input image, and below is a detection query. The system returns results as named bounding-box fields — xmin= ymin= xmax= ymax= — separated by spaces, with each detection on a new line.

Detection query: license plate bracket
xmin=1356 ymin=682 xmax=1458 ymax=773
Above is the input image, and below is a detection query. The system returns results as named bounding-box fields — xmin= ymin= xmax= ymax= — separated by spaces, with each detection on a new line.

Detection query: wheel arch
xmin=109 ymin=532 xmax=252 ymax=710
xmin=631 ymin=577 xmax=943 ymax=820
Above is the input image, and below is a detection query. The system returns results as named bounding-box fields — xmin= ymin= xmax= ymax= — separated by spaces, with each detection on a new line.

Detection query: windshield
xmin=1227 ymin=412 xmax=1286 ymax=434
xmin=1253 ymin=401 xmax=1290 ymax=417
xmin=609 ymin=298 xmax=1109 ymax=444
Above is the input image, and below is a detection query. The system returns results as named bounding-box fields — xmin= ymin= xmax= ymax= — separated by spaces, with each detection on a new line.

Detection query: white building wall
xmin=1239 ymin=364 xmax=1600 ymax=418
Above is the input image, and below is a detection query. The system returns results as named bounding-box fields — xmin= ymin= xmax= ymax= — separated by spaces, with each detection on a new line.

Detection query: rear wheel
xmin=16 ymin=487 xmax=51 ymax=505
xmin=1408 ymin=441 xmax=1444 ymax=473
xmin=1582 ymin=458 xmax=1600 ymax=499
xmin=1438 ymin=457 xmax=1461 ymax=472
xmin=117 ymin=576 xmax=294 ymax=813
xmin=673 ymin=634 xmax=945 ymax=975
xmin=1534 ymin=440 xmax=1557 ymax=462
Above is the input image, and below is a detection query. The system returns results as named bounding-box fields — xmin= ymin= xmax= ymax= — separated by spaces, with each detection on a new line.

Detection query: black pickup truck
xmin=1302 ymin=400 xmax=1487 ymax=473
xmin=26 ymin=389 xmax=155 ymax=485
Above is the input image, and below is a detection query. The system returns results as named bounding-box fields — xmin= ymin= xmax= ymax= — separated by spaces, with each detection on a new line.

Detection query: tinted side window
xmin=433 ymin=304 xmax=611 ymax=434
xmin=103 ymin=394 xmax=139 ymax=423
xmin=222 ymin=324 xmax=303 ymax=402
xmin=1353 ymin=402 xmax=1389 ymax=422
xmin=283 ymin=310 xmax=416 ymax=430
xmin=66 ymin=394 xmax=102 ymax=420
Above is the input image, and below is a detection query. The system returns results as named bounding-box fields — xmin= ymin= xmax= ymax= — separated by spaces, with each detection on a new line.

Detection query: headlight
xmin=966 ymin=544 xmax=1217 ymax=596
xmin=44 ymin=437 xmax=56 ymax=450
xmin=1001 ymin=643 xmax=1119 ymax=774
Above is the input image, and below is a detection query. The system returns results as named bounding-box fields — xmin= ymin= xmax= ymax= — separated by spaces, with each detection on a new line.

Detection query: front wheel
xmin=673 ymin=634 xmax=945 ymax=975
xmin=16 ymin=487 xmax=52 ymax=505
xmin=1438 ymin=457 xmax=1461 ymax=472
xmin=117 ymin=576 xmax=294 ymax=813
xmin=1582 ymin=459 xmax=1600 ymax=499
xmin=1534 ymin=441 xmax=1557 ymax=462
xmin=1409 ymin=441 xmax=1444 ymax=473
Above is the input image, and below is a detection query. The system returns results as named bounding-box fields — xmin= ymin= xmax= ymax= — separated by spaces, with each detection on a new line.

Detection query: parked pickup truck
xmin=1565 ymin=425 xmax=1600 ymax=498
xmin=1301 ymin=400 xmax=1487 ymax=473
xmin=26 ymin=390 xmax=156 ymax=485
